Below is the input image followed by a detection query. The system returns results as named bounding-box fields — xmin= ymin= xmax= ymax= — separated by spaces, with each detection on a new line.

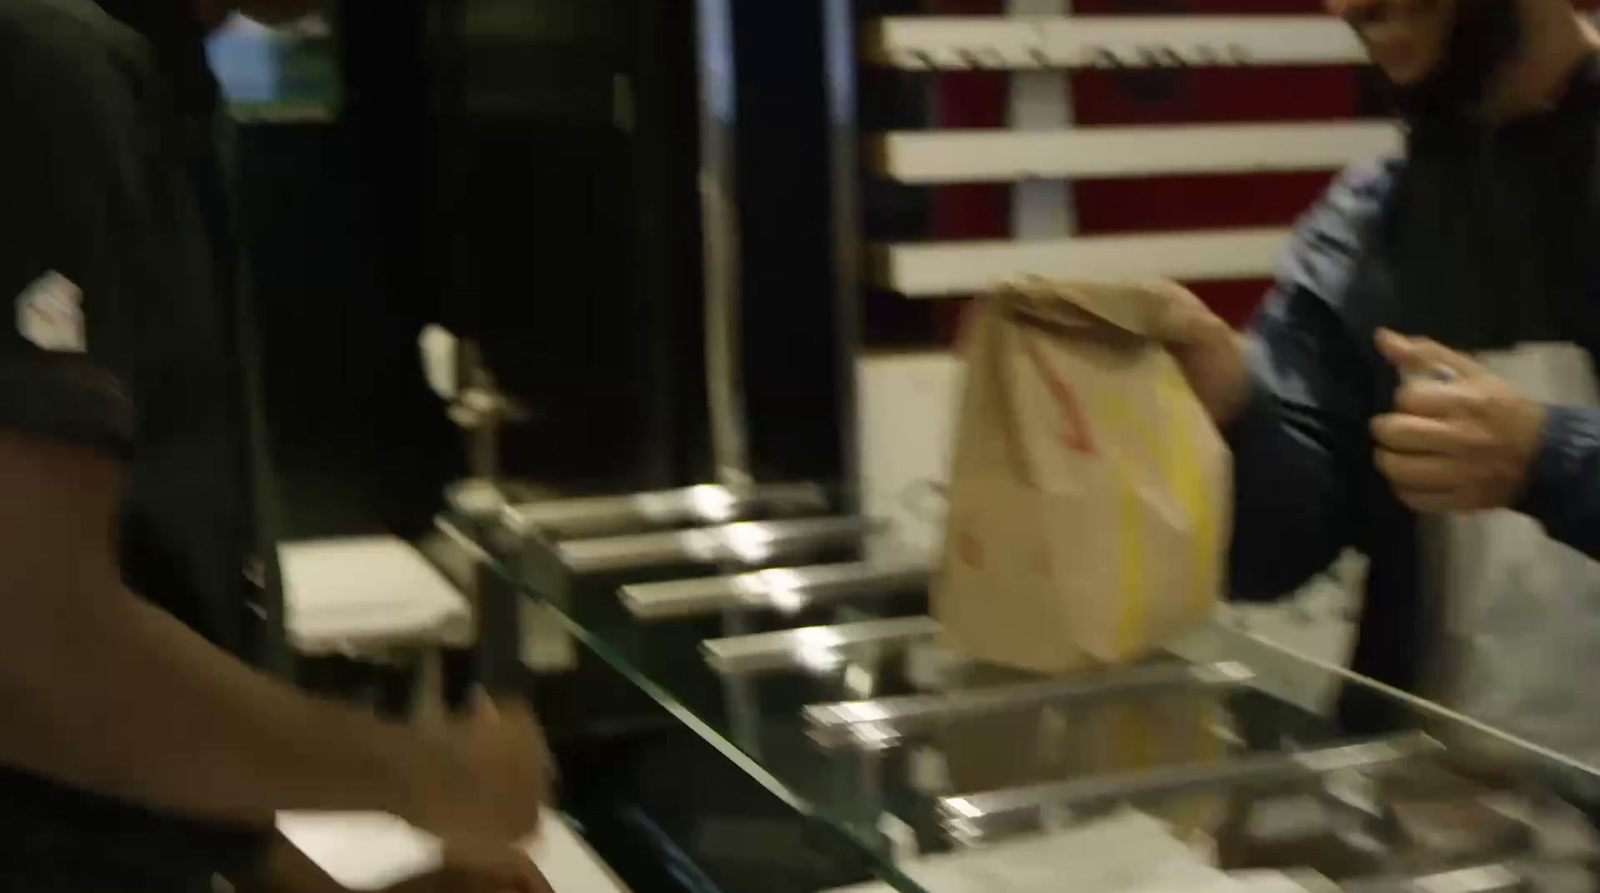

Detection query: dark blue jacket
xmin=1230 ymin=52 xmax=1600 ymax=732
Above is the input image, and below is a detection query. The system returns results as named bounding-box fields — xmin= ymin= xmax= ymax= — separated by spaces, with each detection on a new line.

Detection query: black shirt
xmin=0 ymin=0 xmax=281 ymax=885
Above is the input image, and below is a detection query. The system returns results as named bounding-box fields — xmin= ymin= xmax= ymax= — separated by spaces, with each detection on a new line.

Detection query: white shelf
xmin=877 ymin=227 xmax=1289 ymax=296
xmin=865 ymin=15 xmax=1366 ymax=70
xmin=874 ymin=121 xmax=1399 ymax=183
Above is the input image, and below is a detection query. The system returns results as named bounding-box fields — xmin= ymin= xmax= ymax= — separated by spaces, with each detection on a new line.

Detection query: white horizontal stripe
xmin=866 ymin=15 xmax=1366 ymax=70
xmin=875 ymin=121 xmax=1400 ymax=183
xmin=878 ymin=227 xmax=1289 ymax=296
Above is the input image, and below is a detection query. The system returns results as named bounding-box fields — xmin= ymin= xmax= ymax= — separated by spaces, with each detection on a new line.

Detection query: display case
xmin=437 ymin=498 xmax=1600 ymax=893
xmin=418 ymin=2 xmax=1599 ymax=892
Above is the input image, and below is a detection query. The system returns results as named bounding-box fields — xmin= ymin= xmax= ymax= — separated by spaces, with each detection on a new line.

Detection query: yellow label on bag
xmin=1102 ymin=390 xmax=1147 ymax=660
xmin=1160 ymin=363 xmax=1216 ymax=614
xmin=1109 ymin=363 xmax=1216 ymax=660
xmin=1117 ymin=461 xmax=1144 ymax=659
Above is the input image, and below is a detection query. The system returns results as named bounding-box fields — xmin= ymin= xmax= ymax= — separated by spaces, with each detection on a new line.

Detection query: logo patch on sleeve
xmin=16 ymin=271 xmax=85 ymax=353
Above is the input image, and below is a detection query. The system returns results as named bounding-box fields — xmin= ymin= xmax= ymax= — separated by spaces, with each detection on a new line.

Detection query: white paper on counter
xmin=825 ymin=809 xmax=1223 ymax=893
xmin=822 ymin=809 xmax=1335 ymax=893
xmin=276 ymin=809 xmax=629 ymax=893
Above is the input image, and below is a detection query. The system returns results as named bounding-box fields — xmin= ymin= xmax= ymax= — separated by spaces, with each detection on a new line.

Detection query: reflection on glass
xmin=688 ymin=484 xmax=738 ymax=523
xmin=797 ymin=647 xmax=846 ymax=675
xmin=734 ymin=568 xmax=823 ymax=615
xmin=724 ymin=523 xmax=777 ymax=564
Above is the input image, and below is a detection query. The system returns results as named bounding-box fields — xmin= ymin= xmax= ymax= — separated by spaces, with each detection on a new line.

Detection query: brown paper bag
xmin=933 ymin=277 xmax=1232 ymax=673
xmin=936 ymin=670 xmax=1230 ymax=836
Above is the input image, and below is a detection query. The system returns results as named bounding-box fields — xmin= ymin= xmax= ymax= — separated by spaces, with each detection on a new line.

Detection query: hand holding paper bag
xmin=1141 ymin=279 xmax=1253 ymax=428
xmin=934 ymin=278 xmax=1233 ymax=673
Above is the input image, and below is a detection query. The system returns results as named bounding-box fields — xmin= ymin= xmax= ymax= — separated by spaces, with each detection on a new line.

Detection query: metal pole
xmin=822 ymin=0 xmax=864 ymax=513
xmin=694 ymin=0 xmax=751 ymax=490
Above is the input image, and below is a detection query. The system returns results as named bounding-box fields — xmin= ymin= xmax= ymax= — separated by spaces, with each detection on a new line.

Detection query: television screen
xmin=205 ymin=12 xmax=339 ymax=120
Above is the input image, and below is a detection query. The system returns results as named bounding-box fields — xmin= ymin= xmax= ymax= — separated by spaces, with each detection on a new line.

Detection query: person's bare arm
xmin=0 ymin=5 xmax=550 ymax=844
xmin=0 ymin=430 xmax=548 ymax=840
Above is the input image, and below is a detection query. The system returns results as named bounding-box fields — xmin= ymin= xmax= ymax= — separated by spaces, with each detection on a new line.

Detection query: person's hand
xmin=1371 ymin=329 xmax=1546 ymax=512
xmin=1140 ymin=279 xmax=1253 ymax=426
xmin=381 ymin=849 xmax=554 ymax=893
xmin=401 ymin=694 xmax=554 ymax=858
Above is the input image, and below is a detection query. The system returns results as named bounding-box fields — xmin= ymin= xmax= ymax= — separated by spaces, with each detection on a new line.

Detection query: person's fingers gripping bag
xmin=934 ymin=277 xmax=1232 ymax=673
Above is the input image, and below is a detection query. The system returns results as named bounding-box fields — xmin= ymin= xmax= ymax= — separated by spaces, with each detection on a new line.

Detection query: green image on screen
xmin=206 ymin=13 xmax=339 ymax=120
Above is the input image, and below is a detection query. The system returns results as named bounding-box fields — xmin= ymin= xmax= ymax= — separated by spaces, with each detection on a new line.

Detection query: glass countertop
xmin=439 ymin=493 xmax=1600 ymax=893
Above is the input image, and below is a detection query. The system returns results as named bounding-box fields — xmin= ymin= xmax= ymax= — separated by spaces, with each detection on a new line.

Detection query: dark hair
xmin=1387 ymin=0 xmax=1523 ymax=118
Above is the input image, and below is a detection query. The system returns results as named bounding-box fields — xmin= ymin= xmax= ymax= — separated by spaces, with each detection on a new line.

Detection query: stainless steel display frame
xmin=703 ymin=614 xmax=940 ymax=674
xmin=805 ymin=659 xmax=1255 ymax=750
xmin=938 ymin=733 xmax=1445 ymax=843
xmin=624 ymin=560 xmax=929 ymax=621
xmin=500 ymin=482 xmax=831 ymax=541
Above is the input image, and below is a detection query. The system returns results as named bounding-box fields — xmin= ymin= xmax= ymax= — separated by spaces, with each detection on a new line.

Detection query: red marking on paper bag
xmin=958 ymin=526 xmax=985 ymax=571
xmin=1022 ymin=336 xmax=1097 ymax=455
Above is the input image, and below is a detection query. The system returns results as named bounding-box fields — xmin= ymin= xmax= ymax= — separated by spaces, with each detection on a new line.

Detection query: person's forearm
xmin=0 ymin=580 xmax=440 ymax=824
xmin=1517 ymin=404 xmax=1600 ymax=558
xmin=1226 ymin=362 xmax=1354 ymax=601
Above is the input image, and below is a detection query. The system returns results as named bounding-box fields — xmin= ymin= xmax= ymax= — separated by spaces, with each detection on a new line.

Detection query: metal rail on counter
xmin=622 ymin=560 xmax=929 ymax=620
xmin=553 ymin=516 xmax=879 ymax=576
xmin=805 ymin=660 xmax=1256 ymax=750
xmin=938 ymin=733 xmax=1444 ymax=843
xmin=694 ymin=0 xmax=750 ymax=491
xmin=703 ymin=615 xmax=940 ymax=674
xmin=500 ymin=482 xmax=831 ymax=541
